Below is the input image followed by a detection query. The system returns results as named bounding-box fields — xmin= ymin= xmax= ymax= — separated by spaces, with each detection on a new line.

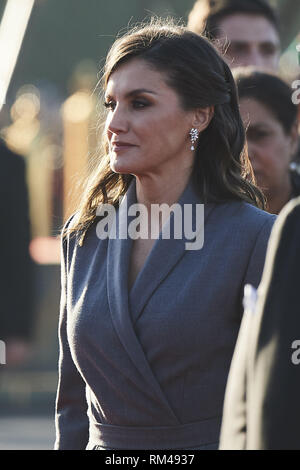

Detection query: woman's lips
xmin=111 ymin=142 xmax=137 ymax=153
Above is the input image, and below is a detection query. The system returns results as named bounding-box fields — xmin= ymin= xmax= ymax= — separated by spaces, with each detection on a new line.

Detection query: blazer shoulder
xmin=62 ymin=212 xmax=79 ymax=232
xmin=213 ymin=200 xmax=276 ymax=240
xmin=238 ymin=201 xmax=276 ymax=221
xmin=60 ymin=212 xmax=80 ymax=252
xmin=236 ymin=201 xmax=276 ymax=234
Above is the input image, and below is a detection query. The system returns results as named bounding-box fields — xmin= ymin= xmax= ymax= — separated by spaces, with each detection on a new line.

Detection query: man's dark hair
xmin=188 ymin=0 xmax=280 ymax=40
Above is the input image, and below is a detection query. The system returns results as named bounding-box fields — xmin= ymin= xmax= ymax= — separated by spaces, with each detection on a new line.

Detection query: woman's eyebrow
xmin=126 ymin=88 xmax=158 ymax=97
xmin=105 ymin=88 xmax=158 ymax=100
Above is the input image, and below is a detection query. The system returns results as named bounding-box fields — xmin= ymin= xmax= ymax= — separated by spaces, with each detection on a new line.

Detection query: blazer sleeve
xmin=54 ymin=218 xmax=89 ymax=450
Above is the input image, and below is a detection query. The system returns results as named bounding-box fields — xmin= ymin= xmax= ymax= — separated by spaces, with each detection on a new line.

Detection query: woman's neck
xmin=133 ymin=170 xmax=192 ymax=235
xmin=135 ymin=170 xmax=192 ymax=209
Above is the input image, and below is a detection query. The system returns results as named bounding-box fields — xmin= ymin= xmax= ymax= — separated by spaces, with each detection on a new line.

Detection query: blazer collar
xmin=106 ymin=178 xmax=216 ymax=420
xmin=129 ymin=178 xmax=216 ymax=323
xmin=106 ymin=180 xmax=179 ymax=422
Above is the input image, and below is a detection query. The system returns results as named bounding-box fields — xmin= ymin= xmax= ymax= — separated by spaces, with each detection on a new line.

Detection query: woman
xmin=234 ymin=69 xmax=299 ymax=214
xmin=55 ymin=20 xmax=275 ymax=450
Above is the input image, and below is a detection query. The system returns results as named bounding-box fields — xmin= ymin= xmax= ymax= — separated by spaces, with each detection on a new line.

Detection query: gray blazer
xmin=54 ymin=179 xmax=275 ymax=450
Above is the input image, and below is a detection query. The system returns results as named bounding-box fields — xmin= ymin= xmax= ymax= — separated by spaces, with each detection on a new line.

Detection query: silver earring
xmin=190 ymin=128 xmax=199 ymax=151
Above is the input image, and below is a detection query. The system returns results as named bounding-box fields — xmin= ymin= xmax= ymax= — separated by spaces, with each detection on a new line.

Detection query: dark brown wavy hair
xmin=65 ymin=18 xmax=265 ymax=245
xmin=187 ymin=0 xmax=280 ymax=40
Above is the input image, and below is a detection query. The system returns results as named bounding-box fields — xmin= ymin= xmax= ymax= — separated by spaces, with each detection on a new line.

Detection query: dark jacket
xmin=290 ymin=167 xmax=300 ymax=199
xmin=0 ymin=140 xmax=33 ymax=340
xmin=220 ymin=197 xmax=300 ymax=450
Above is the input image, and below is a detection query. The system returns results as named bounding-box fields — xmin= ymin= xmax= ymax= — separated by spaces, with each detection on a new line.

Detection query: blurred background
xmin=0 ymin=0 xmax=299 ymax=449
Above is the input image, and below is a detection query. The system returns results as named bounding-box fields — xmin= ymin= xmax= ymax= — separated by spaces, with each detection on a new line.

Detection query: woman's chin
xmin=110 ymin=160 xmax=133 ymax=174
xmin=110 ymin=156 xmax=140 ymax=175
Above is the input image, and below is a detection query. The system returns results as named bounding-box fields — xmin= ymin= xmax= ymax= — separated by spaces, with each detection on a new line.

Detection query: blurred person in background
xmin=0 ymin=138 xmax=34 ymax=365
xmin=55 ymin=20 xmax=275 ymax=450
xmin=234 ymin=69 xmax=299 ymax=214
xmin=187 ymin=0 xmax=281 ymax=70
xmin=219 ymin=196 xmax=300 ymax=450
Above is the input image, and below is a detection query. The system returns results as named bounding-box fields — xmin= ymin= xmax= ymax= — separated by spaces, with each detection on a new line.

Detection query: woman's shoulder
xmin=237 ymin=201 xmax=276 ymax=223
xmin=60 ymin=212 xmax=82 ymax=255
xmin=62 ymin=212 xmax=79 ymax=231
xmin=214 ymin=200 xmax=276 ymax=238
xmin=214 ymin=199 xmax=275 ymax=222
xmin=60 ymin=212 xmax=79 ymax=240
xmin=61 ymin=212 xmax=103 ymax=255
xmin=236 ymin=202 xmax=277 ymax=242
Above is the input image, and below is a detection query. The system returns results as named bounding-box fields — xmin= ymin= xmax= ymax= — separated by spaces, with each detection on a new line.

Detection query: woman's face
xmin=239 ymin=97 xmax=296 ymax=196
xmin=104 ymin=58 xmax=197 ymax=178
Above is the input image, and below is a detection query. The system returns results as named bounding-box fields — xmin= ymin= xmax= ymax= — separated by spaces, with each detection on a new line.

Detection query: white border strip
xmin=0 ymin=0 xmax=35 ymax=109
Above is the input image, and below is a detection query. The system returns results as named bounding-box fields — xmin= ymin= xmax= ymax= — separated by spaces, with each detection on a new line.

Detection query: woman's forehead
xmin=105 ymin=59 xmax=169 ymax=96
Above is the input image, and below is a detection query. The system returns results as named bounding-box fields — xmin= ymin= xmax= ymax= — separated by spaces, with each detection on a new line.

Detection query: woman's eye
xmin=247 ymin=129 xmax=270 ymax=141
xmin=132 ymin=100 xmax=149 ymax=109
xmin=104 ymin=99 xmax=149 ymax=111
xmin=104 ymin=101 xmax=116 ymax=110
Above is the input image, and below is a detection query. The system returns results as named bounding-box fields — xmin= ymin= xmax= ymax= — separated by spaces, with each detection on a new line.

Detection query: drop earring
xmin=190 ymin=128 xmax=199 ymax=151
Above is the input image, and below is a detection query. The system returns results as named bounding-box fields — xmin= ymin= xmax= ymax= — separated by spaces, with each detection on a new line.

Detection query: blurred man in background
xmin=188 ymin=1 xmax=300 ymax=211
xmin=187 ymin=0 xmax=281 ymax=70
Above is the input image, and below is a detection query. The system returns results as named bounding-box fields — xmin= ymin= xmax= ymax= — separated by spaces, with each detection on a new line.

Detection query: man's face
xmin=216 ymin=13 xmax=280 ymax=70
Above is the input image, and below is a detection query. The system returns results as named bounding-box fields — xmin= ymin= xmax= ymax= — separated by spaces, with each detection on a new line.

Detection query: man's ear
xmin=192 ymin=106 xmax=214 ymax=132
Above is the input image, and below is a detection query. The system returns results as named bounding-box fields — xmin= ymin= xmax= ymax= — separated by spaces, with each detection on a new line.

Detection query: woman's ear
xmin=193 ymin=106 xmax=214 ymax=132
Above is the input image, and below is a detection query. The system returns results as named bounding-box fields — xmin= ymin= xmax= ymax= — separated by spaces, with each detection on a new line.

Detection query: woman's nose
xmin=106 ymin=105 xmax=129 ymax=135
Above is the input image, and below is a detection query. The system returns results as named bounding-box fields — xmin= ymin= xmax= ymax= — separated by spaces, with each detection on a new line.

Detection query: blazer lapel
xmin=106 ymin=180 xmax=179 ymax=423
xmin=129 ymin=180 xmax=216 ymax=324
